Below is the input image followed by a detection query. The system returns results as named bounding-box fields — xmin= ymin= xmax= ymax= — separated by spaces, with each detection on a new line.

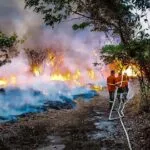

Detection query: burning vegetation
xmin=23 ymin=48 xmax=102 ymax=87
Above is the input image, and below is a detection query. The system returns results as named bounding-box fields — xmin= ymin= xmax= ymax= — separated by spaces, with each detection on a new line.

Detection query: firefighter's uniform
xmin=123 ymin=75 xmax=129 ymax=92
xmin=107 ymin=75 xmax=116 ymax=109
xmin=115 ymin=74 xmax=129 ymax=101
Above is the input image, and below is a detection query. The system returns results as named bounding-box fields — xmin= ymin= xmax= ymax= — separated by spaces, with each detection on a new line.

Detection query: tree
xmin=0 ymin=32 xmax=19 ymax=66
xmin=24 ymin=0 xmax=140 ymax=43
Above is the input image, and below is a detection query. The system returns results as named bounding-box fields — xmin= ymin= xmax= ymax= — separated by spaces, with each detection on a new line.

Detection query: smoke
xmin=0 ymin=0 xmax=119 ymax=88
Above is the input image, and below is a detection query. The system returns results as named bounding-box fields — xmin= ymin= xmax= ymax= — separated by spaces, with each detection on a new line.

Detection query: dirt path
xmin=0 ymin=95 xmax=130 ymax=150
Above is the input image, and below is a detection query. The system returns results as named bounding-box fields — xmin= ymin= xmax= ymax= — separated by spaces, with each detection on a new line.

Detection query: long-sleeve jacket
xmin=107 ymin=75 xmax=116 ymax=92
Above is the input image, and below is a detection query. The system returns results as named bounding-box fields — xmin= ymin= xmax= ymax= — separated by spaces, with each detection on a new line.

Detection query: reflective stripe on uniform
xmin=108 ymin=83 xmax=115 ymax=85
xmin=116 ymin=81 xmax=128 ymax=84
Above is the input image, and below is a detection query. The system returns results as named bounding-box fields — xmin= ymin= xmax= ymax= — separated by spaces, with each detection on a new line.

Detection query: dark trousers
xmin=117 ymin=86 xmax=128 ymax=102
xmin=123 ymin=86 xmax=128 ymax=100
xmin=109 ymin=91 xmax=115 ymax=110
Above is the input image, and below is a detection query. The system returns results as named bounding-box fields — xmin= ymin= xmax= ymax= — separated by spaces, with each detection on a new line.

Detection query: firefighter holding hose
xmin=107 ymin=70 xmax=116 ymax=110
xmin=115 ymin=72 xmax=129 ymax=102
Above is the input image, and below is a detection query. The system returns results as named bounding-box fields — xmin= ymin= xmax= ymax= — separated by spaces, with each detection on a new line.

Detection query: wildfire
xmin=72 ymin=70 xmax=81 ymax=80
xmin=0 ymin=79 xmax=7 ymax=87
xmin=50 ymin=73 xmax=71 ymax=81
xmin=9 ymin=76 xmax=17 ymax=85
xmin=48 ymin=52 xmax=55 ymax=66
xmin=0 ymin=48 xmax=105 ymax=90
xmin=90 ymin=85 xmax=102 ymax=92
xmin=0 ymin=76 xmax=17 ymax=87
xmin=49 ymin=70 xmax=82 ymax=84
xmin=123 ymin=66 xmax=139 ymax=77
xmin=32 ymin=65 xmax=42 ymax=77
xmin=109 ymin=60 xmax=139 ymax=77
xmin=88 ymin=69 xmax=96 ymax=80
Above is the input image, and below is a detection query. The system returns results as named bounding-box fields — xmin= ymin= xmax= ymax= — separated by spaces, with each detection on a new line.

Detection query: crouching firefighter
xmin=107 ymin=70 xmax=116 ymax=110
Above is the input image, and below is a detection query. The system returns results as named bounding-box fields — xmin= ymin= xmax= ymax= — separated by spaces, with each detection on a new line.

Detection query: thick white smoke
xmin=0 ymin=0 xmax=120 ymax=88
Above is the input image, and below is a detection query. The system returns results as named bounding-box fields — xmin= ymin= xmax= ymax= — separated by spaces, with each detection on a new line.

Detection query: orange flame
xmin=88 ymin=69 xmax=96 ymax=80
xmin=0 ymin=75 xmax=17 ymax=87
xmin=50 ymin=73 xmax=71 ymax=81
xmin=0 ymin=79 xmax=8 ymax=87
xmin=123 ymin=66 xmax=139 ymax=77
xmin=32 ymin=65 xmax=42 ymax=77
xmin=10 ymin=76 xmax=17 ymax=85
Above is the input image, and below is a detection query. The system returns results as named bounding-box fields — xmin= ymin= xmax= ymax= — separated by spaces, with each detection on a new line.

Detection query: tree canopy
xmin=25 ymin=0 xmax=150 ymax=43
xmin=0 ymin=32 xmax=19 ymax=66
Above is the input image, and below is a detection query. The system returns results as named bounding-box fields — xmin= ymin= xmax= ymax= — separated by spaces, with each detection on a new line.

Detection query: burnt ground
xmin=0 ymin=92 xmax=149 ymax=150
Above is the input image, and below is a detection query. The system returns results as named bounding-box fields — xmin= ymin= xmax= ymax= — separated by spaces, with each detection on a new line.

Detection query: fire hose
xmin=108 ymin=84 xmax=132 ymax=150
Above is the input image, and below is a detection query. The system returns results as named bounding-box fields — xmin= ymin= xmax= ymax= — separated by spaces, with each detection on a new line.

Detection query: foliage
xmin=0 ymin=32 xmax=19 ymax=66
xmin=24 ymin=0 xmax=150 ymax=42
xmin=72 ymin=22 xmax=90 ymax=30
xmin=25 ymin=0 xmax=140 ymax=43
xmin=102 ymin=44 xmax=126 ymax=62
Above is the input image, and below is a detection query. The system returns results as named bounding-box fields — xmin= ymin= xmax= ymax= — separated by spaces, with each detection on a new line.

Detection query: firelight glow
xmin=123 ymin=66 xmax=138 ymax=77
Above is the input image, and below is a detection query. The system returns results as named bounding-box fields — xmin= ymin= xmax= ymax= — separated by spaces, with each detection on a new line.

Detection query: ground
xmin=0 ymin=91 xmax=149 ymax=150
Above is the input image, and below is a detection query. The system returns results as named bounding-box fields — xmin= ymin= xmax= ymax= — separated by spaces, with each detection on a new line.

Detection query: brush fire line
xmin=0 ymin=53 xmax=138 ymax=122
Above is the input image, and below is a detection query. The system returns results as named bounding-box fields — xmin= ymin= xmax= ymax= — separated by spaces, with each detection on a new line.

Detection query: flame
xmin=0 ymin=76 xmax=17 ymax=87
xmin=123 ymin=66 xmax=139 ymax=77
xmin=90 ymin=85 xmax=102 ymax=92
xmin=109 ymin=60 xmax=139 ymax=77
xmin=48 ymin=52 xmax=55 ymax=66
xmin=32 ymin=65 xmax=42 ymax=77
xmin=29 ymin=50 xmax=101 ymax=87
xmin=88 ymin=69 xmax=96 ymax=80
xmin=50 ymin=73 xmax=70 ymax=81
xmin=0 ymin=79 xmax=8 ymax=87
xmin=73 ymin=70 xmax=81 ymax=80
xmin=50 ymin=70 xmax=82 ymax=86
xmin=10 ymin=76 xmax=17 ymax=85
xmin=0 ymin=49 xmax=105 ymax=89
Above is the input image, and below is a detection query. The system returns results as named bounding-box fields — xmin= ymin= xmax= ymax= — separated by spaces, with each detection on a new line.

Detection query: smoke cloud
xmin=0 ymin=0 xmax=119 ymax=88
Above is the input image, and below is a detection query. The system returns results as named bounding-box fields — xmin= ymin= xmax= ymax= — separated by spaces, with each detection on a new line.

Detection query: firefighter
xmin=107 ymin=70 xmax=116 ymax=110
xmin=116 ymin=72 xmax=128 ymax=102
xmin=123 ymin=73 xmax=129 ymax=100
